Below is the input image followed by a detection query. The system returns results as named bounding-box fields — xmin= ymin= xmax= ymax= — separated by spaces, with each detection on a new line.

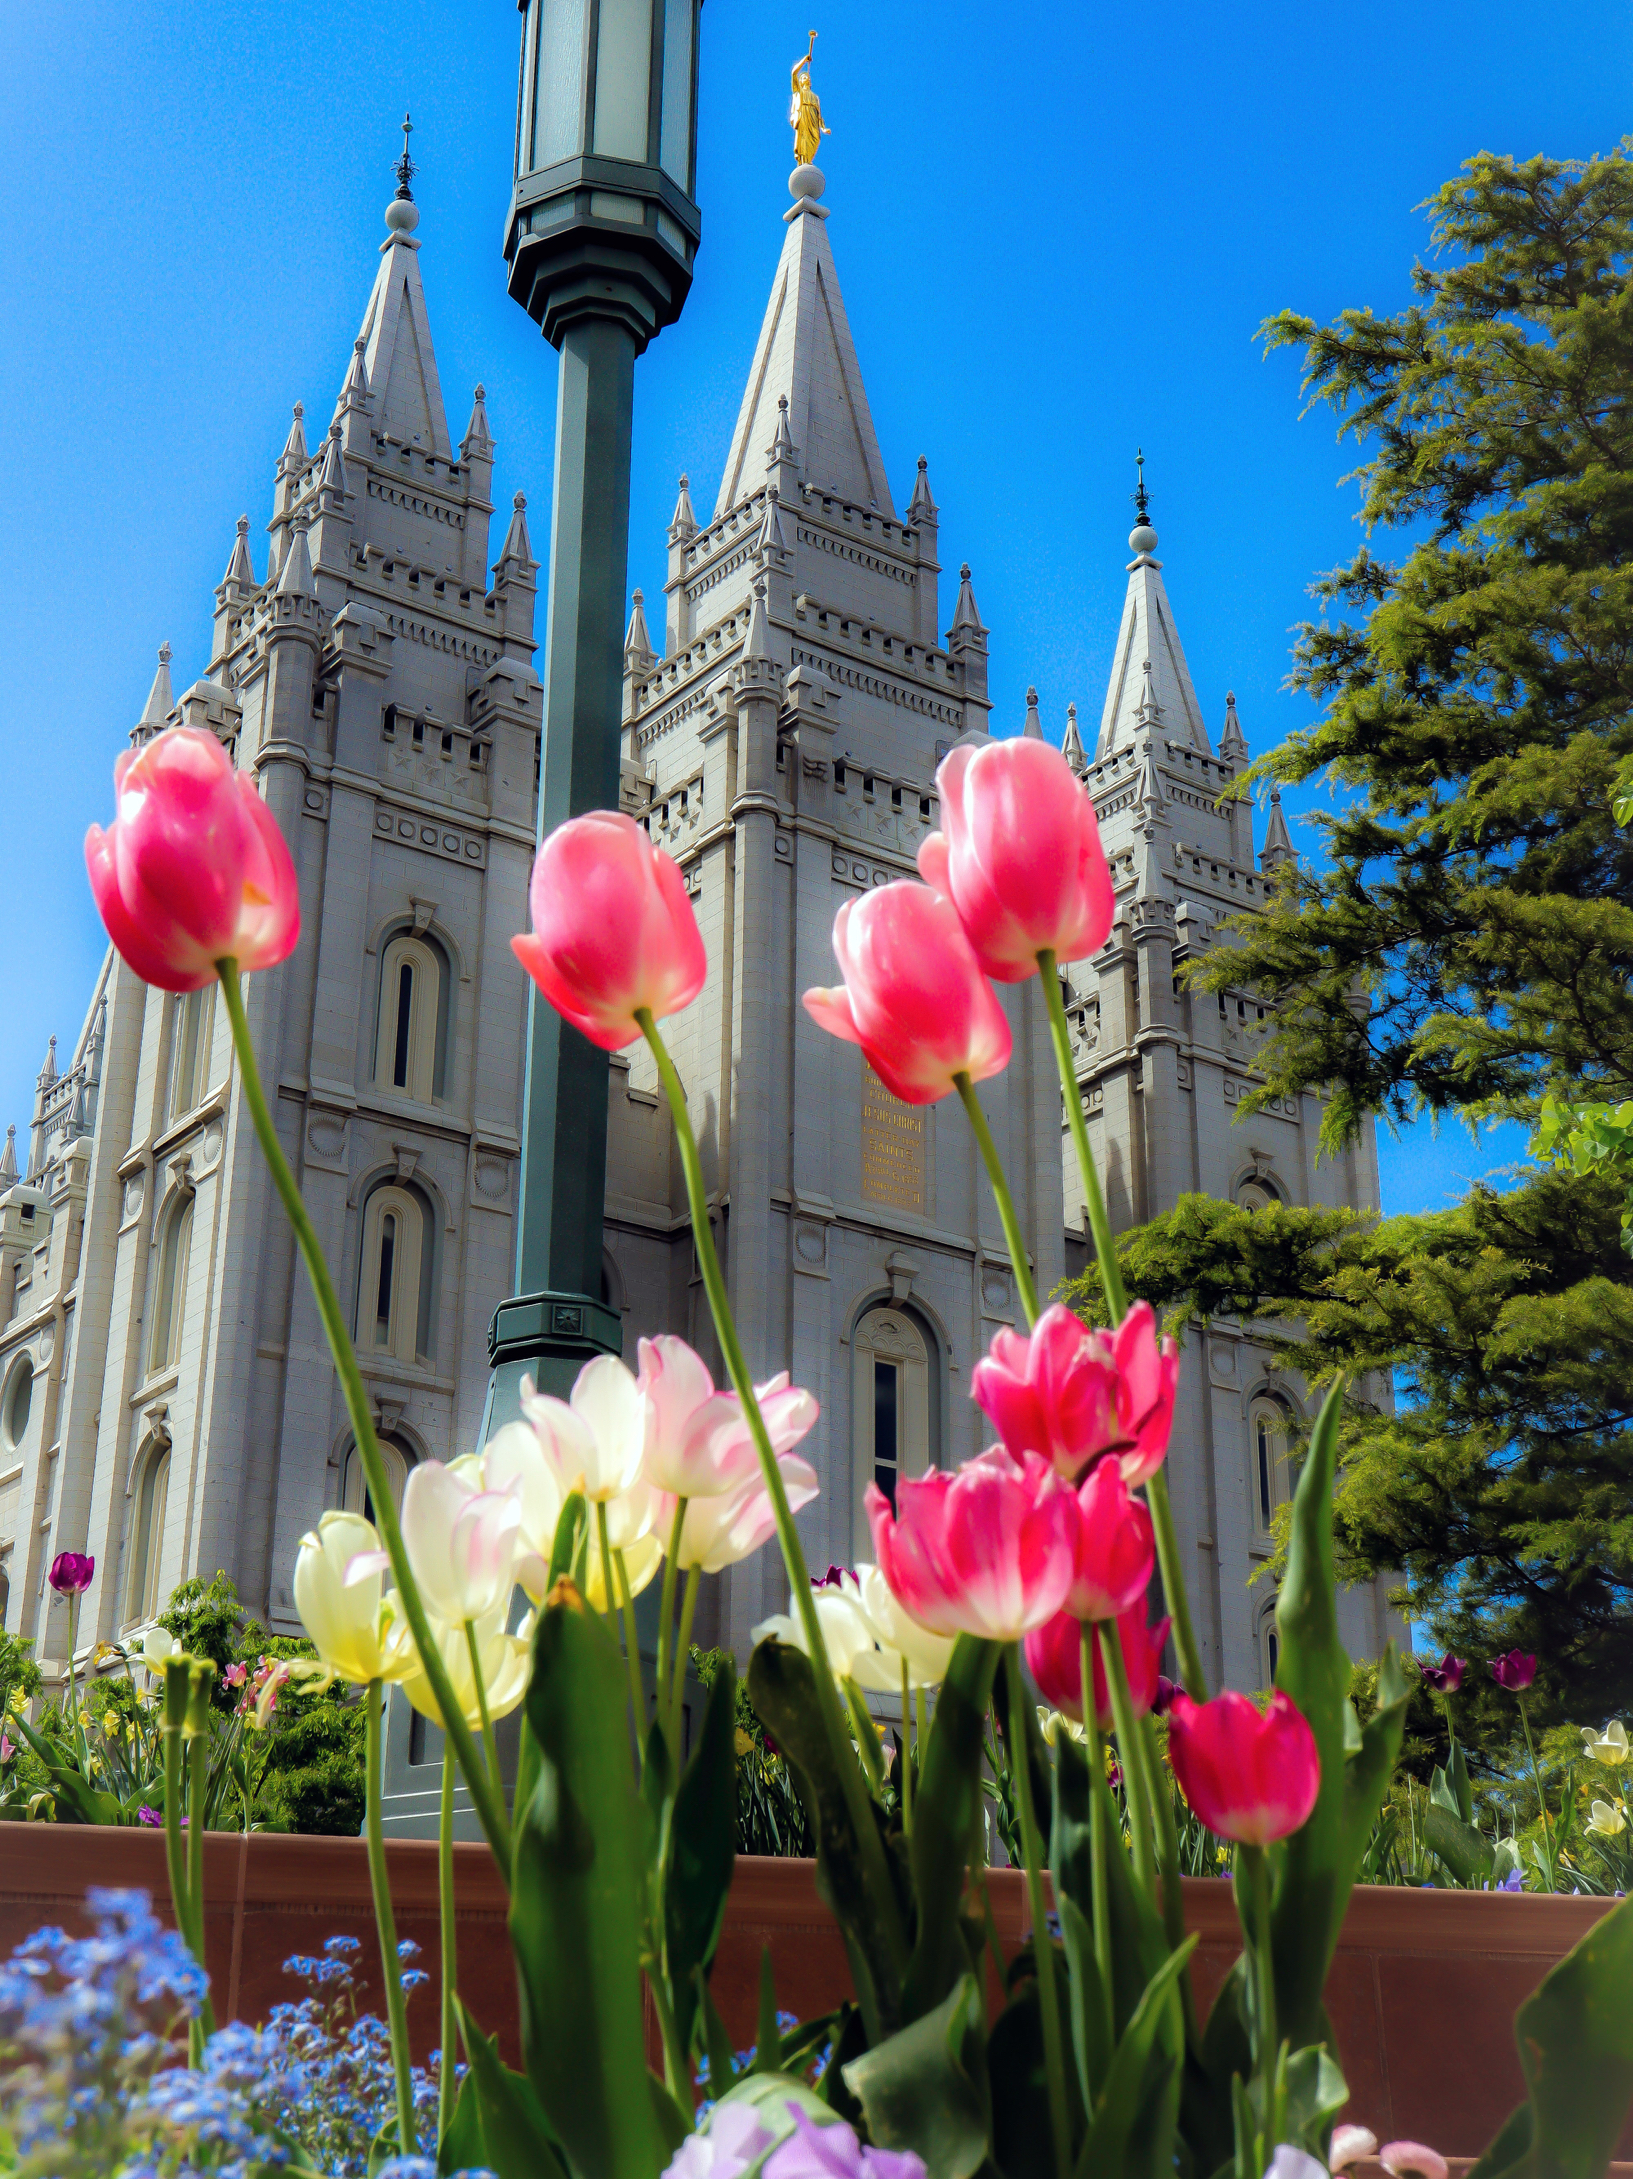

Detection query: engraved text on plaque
xmin=860 ymin=1059 xmax=926 ymax=1215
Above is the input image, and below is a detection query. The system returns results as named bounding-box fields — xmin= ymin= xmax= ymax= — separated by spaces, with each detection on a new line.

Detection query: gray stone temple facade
xmin=0 ymin=153 xmax=1400 ymax=1694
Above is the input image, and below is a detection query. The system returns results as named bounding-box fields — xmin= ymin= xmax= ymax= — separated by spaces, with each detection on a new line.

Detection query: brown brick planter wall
xmin=2 ymin=1827 xmax=1626 ymax=2160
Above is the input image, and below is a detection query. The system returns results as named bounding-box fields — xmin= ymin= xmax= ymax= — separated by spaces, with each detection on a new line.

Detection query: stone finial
xmin=624 ymin=589 xmax=655 ymax=666
xmin=742 ymin=573 xmax=773 ymax=665
xmin=318 ymin=422 xmax=348 ymax=501
xmin=0 ymin=1124 xmax=16 ymax=1183
xmin=1135 ymin=656 xmax=1163 ymax=730
xmin=1129 ymin=445 xmax=1159 ymax=559
xmin=279 ymin=402 xmax=308 ymax=472
xmin=496 ymin=492 xmax=535 ymax=578
xmin=38 ymin=1035 xmax=58 ymax=1087
xmin=669 ymin=473 xmax=697 ymax=542
xmin=462 ymin=383 xmax=493 ymax=458
xmin=131 ymin=644 xmax=176 ymax=747
xmin=1260 ymin=787 xmax=1295 ymax=873
xmin=759 ymin=483 xmax=791 ymax=562
xmin=1219 ymin=689 xmax=1248 ymax=762
xmin=274 ymin=514 xmax=317 ymax=601
xmin=222 ymin=515 xmax=256 ymax=592
xmin=908 ymin=454 xmax=937 ymax=525
xmin=338 ymin=336 xmax=371 ymax=416
xmin=950 ymin=564 xmax=985 ymax=635
xmin=1023 ymin=687 xmax=1044 ymax=740
xmin=1061 ymin=700 xmax=1088 ymax=777
xmin=768 ymin=394 xmax=797 ymax=466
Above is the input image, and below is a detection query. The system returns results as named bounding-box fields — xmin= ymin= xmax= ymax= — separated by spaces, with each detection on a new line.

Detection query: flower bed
xmin=0 ymin=1825 xmax=1624 ymax=2160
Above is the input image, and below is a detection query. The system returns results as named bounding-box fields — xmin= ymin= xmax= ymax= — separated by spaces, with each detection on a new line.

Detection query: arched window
xmin=853 ymin=1306 xmax=932 ymax=1550
xmin=169 ymin=985 xmax=217 ymax=1120
xmin=342 ymin=1437 xmax=412 ymax=1525
xmin=0 ymin=1558 xmax=10 ymax=1630
xmin=358 ymin=1183 xmax=430 ymax=1365
xmin=126 ymin=1440 xmax=172 ymax=1625
xmin=1250 ymin=1396 xmax=1297 ymax=1537
xmin=2 ymin=1355 xmax=33 ymax=1451
xmin=1260 ymin=1599 xmax=1280 ymax=1688
xmin=149 ymin=1195 xmax=195 ymax=1374
xmin=374 ymin=933 xmax=448 ymax=1102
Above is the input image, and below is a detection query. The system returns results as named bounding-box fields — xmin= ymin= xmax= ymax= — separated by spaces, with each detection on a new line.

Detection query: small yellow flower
xmin=733 ymin=1726 xmax=754 ymax=1759
xmin=78 ymin=1707 xmax=91 ymax=1729
xmin=1216 ymin=1843 xmax=1231 ymax=1865
xmin=1586 ymin=1799 xmax=1626 ymax=1837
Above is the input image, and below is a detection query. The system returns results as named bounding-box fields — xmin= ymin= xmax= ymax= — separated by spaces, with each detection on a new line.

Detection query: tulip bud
xmin=803 ymin=882 xmax=1012 ymax=1105
xmin=85 ymin=727 xmax=300 ymax=991
xmin=1166 ymin=1688 xmax=1320 ymax=1846
xmin=511 ymin=810 xmax=706 ymax=1051
xmin=47 ymin=1552 xmax=95 ymax=1596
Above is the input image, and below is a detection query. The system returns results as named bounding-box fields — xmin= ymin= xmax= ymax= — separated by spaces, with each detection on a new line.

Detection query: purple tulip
xmin=1152 ymin=1675 xmax=1178 ymax=1716
xmin=1490 ymin=1651 xmax=1538 ymax=1692
xmin=1420 ymin=1652 xmax=1466 ymax=1694
xmin=138 ymin=1805 xmax=163 ymax=1827
xmin=48 ymin=1551 xmax=95 ymax=1595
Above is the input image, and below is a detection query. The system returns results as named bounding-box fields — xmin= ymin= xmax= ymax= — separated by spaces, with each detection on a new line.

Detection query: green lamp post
xmin=487 ymin=0 xmax=704 ymax=1415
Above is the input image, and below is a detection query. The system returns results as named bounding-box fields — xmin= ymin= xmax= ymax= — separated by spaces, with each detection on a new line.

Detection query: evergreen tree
xmin=1095 ymin=147 xmax=1633 ymax=1728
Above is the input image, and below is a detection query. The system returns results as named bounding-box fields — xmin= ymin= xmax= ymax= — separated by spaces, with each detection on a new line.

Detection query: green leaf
xmin=1273 ymin=1381 xmax=1404 ymax=2050
xmin=1051 ymin=1726 xmax=1168 ymax=2035
xmin=1448 ymin=1738 xmax=1476 ymax=1826
xmin=990 ymin=1975 xmax=1074 ymax=2179
xmin=696 ymin=1966 xmax=740 ymax=2104
xmin=747 ymin=1635 xmax=907 ymax=2042
xmin=665 ymin=1659 xmax=738 ymax=2059
xmin=1421 ymin=1804 xmax=1495 ymax=1886
xmin=1429 ymin=1763 xmax=1460 ymax=1817
xmin=843 ymin=1973 xmax=992 ymax=2179
xmin=435 ymin=2064 xmax=490 ymax=2178
xmin=1072 ymin=1938 xmax=1197 ymax=2179
xmin=450 ymin=2000 xmax=568 ymax=2179
xmin=902 ymin=1635 xmax=1001 ymax=2024
xmin=549 ymin=1491 xmax=588 ymax=1591
xmin=1058 ymin=1892 xmax=1112 ymax=2111
xmin=1470 ymin=1892 xmax=1633 ymax=2179
xmin=511 ymin=1584 xmax=665 ymax=2179
xmin=1279 ymin=2043 xmax=1348 ymax=2154
xmin=648 ymin=2071 xmax=692 ymax=2159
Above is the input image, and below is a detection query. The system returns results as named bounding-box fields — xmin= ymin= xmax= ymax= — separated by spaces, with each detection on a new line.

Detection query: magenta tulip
xmin=917 ymin=737 xmax=1115 ymax=982
xmin=971 ymin=1300 xmax=1179 ymax=1485
xmin=1420 ymin=1652 xmax=1466 ymax=1694
xmin=1166 ymin=1688 xmax=1321 ymax=1846
xmin=803 ymin=882 xmax=1012 ymax=1105
xmin=1490 ymin=1650 xmax=1538 ymax=1692
xmin=512 ymin=810 xmax=707 ymax=1052
xmin=1063 ymin=1458 xmax=1154 ymax=1622
xmin=85 ymin=728 xmax=300 ymax=993
xmin=865 ymin=1447 xmax=1079 ymax=1641
xmin=1024 ymin=1602 xmax=1171 ymax=1730
xmin=48 ymin=1552 xmax=95 ymax=1595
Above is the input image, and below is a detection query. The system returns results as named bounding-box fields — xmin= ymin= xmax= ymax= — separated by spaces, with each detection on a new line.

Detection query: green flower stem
xmin=1144 ymin=1470 xmax=1209 ymax=1703
xmin=1082 ymin=1627 xmax=1115 ymax=2041
xmin=672 ymin=1562 xmax=701 ymax=1748
xmin=1037 ymin=953 xmax=1209 ymax=1702
xmin=613 ymin=1547 xmax=647 ymax=1742
xmin=1241 ymin=1841 xmax=1277 ymax=2084
xmin=915 ymin=1685 xmax=928 ymax=1766
xmin=438 ymin=1739 xmax=458 ymax=2145
xmin=1005 ymin=1643 xmax=1071 ymax=2179
xmin=462 ymin=1620 xmax=501 ymax=1794
xmin=1140 ymin=1713 xmax=1196 ymax=2040
xmin=1517 ymin=1693 xmax=1558 ymax=1890
xmin=186 ymin=1728 xmax=210 ymax=2000
xmin=66 ymin=1593 xmax=87 ymax=1771
xmin=654 ymin=1499 xmax=688 ymax=1750
xmin=1039 ymin=949 xmax=1127 ymax=1322
xmin=647 ymin=1948 xmax=692 ymax=2113
xmin=900 ymin=1655 xmax=914 ymax=1837
xmin=844 ymin=1677 xmax=886 ymax=1795
xmin=1097 ymin=1619 xmax=1155 ymax=1898
xmin=216 ymin=962 xmax=511 ymax=1871
xmin=161 ymin=1709 xmax=200 ymax=2062
xmin=365 ymin=1678 xmax=417 ymax=2157
xmin=639 ymin=1009 xmax=907 ymax=1989
xmin=954 ymin=1073 xmax=1039 ymax=1327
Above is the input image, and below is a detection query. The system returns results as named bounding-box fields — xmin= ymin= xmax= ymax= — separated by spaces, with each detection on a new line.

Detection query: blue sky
xmin=1 ymin=0 xmax=1623 ymax=1214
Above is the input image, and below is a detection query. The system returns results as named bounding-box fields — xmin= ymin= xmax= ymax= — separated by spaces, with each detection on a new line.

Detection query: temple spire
xmin=462 ymin=383 xmax=493 ymax=459
xmin=222 ymin=516 xmax=255 ymax=591
xmin=278 ymin=403 xmax=308 ymax=475
xmin=624 ymin=589 xmax=655 ymax=669
xmin=1219 ymin=690 xmax=1248 ymax=763
xmin=1260 ymin=788 xmax=1295 ymax=872
xmin=275 ymin=514 xmax=316 ymax=600
xmin=131 ymin=643 xmax=175 ymax=747
xmin=0 ymin=1125 xmax=15 ymax=1184
xmin=908 ymin=454 xmax=937 ymax=525
xmin=496 ymin=492 xmax=535 ymax=573
xmin=1096 ymin=457 xmax=1210 ymax=758
xmin=1061 ymin=701 xmax=1088 ymax=777
xmin=1023 ymin=686 xmax=1044 ymax=740
xmin=668 ymin=473 xmax=697 ymax=543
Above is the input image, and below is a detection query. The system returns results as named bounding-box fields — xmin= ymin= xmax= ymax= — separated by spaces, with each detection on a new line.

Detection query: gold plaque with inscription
xmin=860 ymin=1059 xmax=926 ymax=1215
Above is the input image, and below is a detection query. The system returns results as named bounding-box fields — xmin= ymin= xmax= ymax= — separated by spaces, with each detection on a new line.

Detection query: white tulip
xmin=385 ymin=1598 xmax=532 ymax=1733
xmin=1581 ymin=1718 xmax=1629 ymax=1767
xmin=293 ymin=1511 xmax=408 ymax=1685
xmin=394 ymin=1460 xmax=524 ymax=1625
xmin=753 ymin=1581 xmax=877 ymax=1680
xmin=852 ymin=1563 xmax=957 ymax=1692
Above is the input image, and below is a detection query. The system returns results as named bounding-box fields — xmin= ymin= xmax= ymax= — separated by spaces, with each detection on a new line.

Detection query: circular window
xmin=3 ymin=1356 xmax=33 ymax=1450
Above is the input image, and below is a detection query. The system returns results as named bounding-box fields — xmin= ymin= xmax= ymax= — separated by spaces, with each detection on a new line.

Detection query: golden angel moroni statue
xmin=789 ymin=32 xmax=831 ymax=168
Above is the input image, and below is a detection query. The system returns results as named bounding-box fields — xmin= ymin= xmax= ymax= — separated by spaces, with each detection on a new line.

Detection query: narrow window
xmin=834 ymin=761 xmax=846 ymax=791
xmin=873 ymin=1359 xmax=900 ymax=1509
xmin=149 ymin=1196 xmax=194 ymax=1374
xmin=392 ymin=963 xmax=414 ymax=1088
xmin=1257 ymin=1415 xmax=1273 ymax=1526
xmin=128 ymin=1444 xmax=172 ymax=1625
xmin=1265 ymin=1621 xmax=1280 ymax=1683
xmin=360 ymin=1185 xmax=426 ymax=1365
xmin=376 ymin=1212 xmax=397 ymax=1344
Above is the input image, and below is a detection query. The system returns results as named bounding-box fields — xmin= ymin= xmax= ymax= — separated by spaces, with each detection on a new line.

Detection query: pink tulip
xmin=803 ymin=883 xmax=1012 ymax=1105
xmin=1025 ymin=1602 xmax=1171 ymax=1730
xmin=1064 ymin=1458 xmax=1154 ymax=1622
xmin=865 ymin=1447 xmax=1079 ymax=1642
xmin=361 ymin=1461 xmax=523 ymax=1625
xmin=654 ymin=1450 xmax=820 ymax=1574
xmin=512 ymin=810 xmax=707 ymax=1052
xmin=1380 ymin=2144 xmax=1448 ymax=2179
xmin=918 ymin=737 xmax=1115 ymax=982
xmin=637 ymin=1335 xmax=818 ymax=1499
xmin=1328 ymin=2127 xmax=1379 ymax=2172
xmin=971 ymin=1300 xmax=1179 ymax=1485
xmin=85 ymin=728 xmax=300 ymax=993
xmin=1166 ymin=1688 xmax=1320 ymax=1847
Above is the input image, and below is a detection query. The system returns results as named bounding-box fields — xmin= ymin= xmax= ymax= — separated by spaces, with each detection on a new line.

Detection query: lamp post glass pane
xmin=659 ymin=0 xmax=693 ymax=186
xmin=592 ymin=0 xmax=653 ymax=161
xmin=533 ymin=0 xmax=589 ymax=171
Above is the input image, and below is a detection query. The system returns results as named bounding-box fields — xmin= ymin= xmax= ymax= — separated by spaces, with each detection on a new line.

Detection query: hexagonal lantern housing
xmin=506 ymin=0 xmax=703 ymax=353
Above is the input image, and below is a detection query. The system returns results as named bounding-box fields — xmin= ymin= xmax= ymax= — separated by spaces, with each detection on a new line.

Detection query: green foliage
xmin=0 ymin=1626 xmax=41 ymax=1717
xmin=1062 ymin=1170 xmax=1633 ymax=1731
xmin=159 ymin=1571 xmax=259 ymax=1711
xmin=691 ymin=1644 xmax=814 ymax=1859
xmin=1196 ymin=147 xmax=1633 ymax=1148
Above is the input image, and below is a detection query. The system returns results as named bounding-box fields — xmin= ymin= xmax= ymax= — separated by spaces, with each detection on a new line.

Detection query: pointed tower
xmin=1022 ymin=687 xmax=1044 ymax=740
xmin=1062 ymin=701 xmax=1088 ymax=777
xmin=130 ymin=644 xmax=174 ymax=749
xmin=622 ymin=588 xmax=656 ymax=719
xmin=714 ymin=165 xmax=895 ymax=519
xmin=948 ymin=565 xmax=991 ymax=729
xmin=1096 ymin=456 xmax=1210 ymax=758
xmin=1219 ymin=690 xmax=1247 ymax=764
xmin=0 ymin=1125 xmax=15 ymax=1185
xmin=1260 ymin=789 xmax=1295 ymax=873
xmin=906 ymin=456 xmax=941 ymax=644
